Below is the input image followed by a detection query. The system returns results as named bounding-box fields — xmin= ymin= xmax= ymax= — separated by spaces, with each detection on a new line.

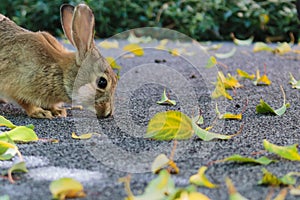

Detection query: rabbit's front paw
xmin=29 ymin=108 xmax=53 ymax=119
xmin=51 ymin=107 xmax=67 ymax=118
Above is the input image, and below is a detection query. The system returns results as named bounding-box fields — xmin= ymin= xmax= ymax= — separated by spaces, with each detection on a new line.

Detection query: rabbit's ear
xmin=72 ymin=4 xmax=95 ymax=59
xmin=60 ymin=4 xmax=75 ymax=45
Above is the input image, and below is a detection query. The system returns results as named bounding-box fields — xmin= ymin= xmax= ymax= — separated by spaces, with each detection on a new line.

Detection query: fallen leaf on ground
xmin=290 ymin=185 xmax=300 ymax=196
xmin=156 ymin=89 xmax=176 ymax=106
xmin=258 ymin=168 xmax=296 ymax=186
xmin=127 ymin=32 xmax=152 ymax=43
xmin=211 ymin=76 xmax=233 ymax=100
xmin=189 ymin=166 xmax=218 ymax=188
xmin=145 ymin=111 xmax=194 ymax=140
xmin=215 ymin=47 xmax=236 ymax=59
xmin=7 ymin=161 xmax=28 ymax=183
xmin=174 ymin=191 xmax=211 ymax=200
xmin=105 ymin=57 xmax=122 ymax=70
xmin=0 ymin=126 xmax=38 ymax=142
xmin=236 ymin=69 xmax=255 ymax=80
xmin=193 ymin=121 xmax=241 ymax=141
xmin=263 ymin=139 xmax=300 ymax=161
xmin=231 ymin=33 xmax=254 ymax=46
xmin=289 ymin=72 xmax=300 ymax=89
xmin=169 ymin=48 xmax=180 ymax=56
xmin=0 ymin=137 xmax=19 ymax=161
xmin=273 ymin=42 xmax=292 ymax=55
xmin=256 ymin=86 xmax=289 ymax=116
xmin=151 ymin=154 xmax=179 ymax=174
xmin=155 ymin=39 xmax=168 ymax=50
xmin=253 ymin=69 xmax=271 ymax=86
xmin=71 ymin=132 xmax=93 ymax=140
xmin=49 ymin=178 xmax=86 ymax=200
xmin=219 ymin=154 xmax=276 ymax=165
xmin=218 ymin=71 xmax=242 ymax=89
xmin=205 ymin=56 xmax=218 ymax=68
xmin=226 ymin=177 xmax=248 ymax=200
xmin=123 ymin=44 xmax=144 ymax=56
xmin=0 ymin=116 xmax=16 ymax=129
xmin=99 ymin=40 xmax=119 ymax=49
xmin=215 ymin=103 xmax=242 ymax=120
xmin=253 ymin=42 xmax=273 ymax=53
xmin=0 ymin=195 xmax=9 ymax=200
xmin=133 ymin=170 xmax=176 ymax=200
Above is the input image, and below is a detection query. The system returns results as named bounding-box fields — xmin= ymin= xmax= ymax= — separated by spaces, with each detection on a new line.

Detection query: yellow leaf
xmin=105 ymin=57 xmax=122 ymax=70
xmin=145 ymin=111 xmax=194 ymax=140
xmin=189 ymin=166 xmax=218 ymax=188
xmin=221 ymin=113 xmax=242 ymax=120
xmin=253 ymin=42 xmax=273 ymax=53
xmin=123 ymin=44 xmax=144 ymax=56
xmin=0 ymin=116 xmax=16 ymax=128
xmin=49 ymin=178 xmax=86 ymax=200
xmin=169 ymin=48 xmax=180 ymax=56
xmin=236 ymin=69 xmax=255 ymax=80
xmin=99 ymin=40 xmax=119 ymax=49
xmin=259 ymin=14 xmax=269 ymax=25
xmin=253 ymin=70 xmax=271 ymax=86
xmin=218 ymin=71 xmax=242 ymax=89
xmin=155 ymin=39 xmax=168 ymax=50
xmin=211 ymin=76 xmax=233 ymax=100
xmin=71 ymin=132 xmax=93 ymax=140
xmin=205 ymin=56 xmax=218 ymax=68
xmin=274 ymin=42 xmax=291 ymax=55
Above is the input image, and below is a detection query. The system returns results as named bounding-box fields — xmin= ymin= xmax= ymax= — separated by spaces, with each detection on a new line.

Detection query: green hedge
xmin=0 ymin=0 xmax=299 ymax=41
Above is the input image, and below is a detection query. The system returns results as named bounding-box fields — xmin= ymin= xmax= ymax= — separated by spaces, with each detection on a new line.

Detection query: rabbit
xmin=0 ymin=4 xmax=117 ymax=119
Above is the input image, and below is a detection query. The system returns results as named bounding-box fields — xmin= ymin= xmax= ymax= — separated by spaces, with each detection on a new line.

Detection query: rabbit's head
xmin=61 ymin=4 xmax=117 ymax=117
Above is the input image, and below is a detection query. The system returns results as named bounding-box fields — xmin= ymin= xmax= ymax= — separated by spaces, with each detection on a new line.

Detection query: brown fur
xmin=0 ymin=4 xmax=117 ymax=119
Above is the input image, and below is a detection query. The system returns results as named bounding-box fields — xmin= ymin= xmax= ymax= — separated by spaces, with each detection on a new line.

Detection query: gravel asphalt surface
xmin=1 ymin=35 xmax=300 ymax=200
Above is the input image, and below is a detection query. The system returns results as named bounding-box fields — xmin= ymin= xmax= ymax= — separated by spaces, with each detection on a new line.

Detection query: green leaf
xmin=263 ymin=139 xmax=300 ymax=161
xmin=220 ymin=154 xmax=276 ymax=165
xmin=0 ymin=195 xmax=10 ymax=200
xmin=145 ymin=111 xmax=194 ymax=140
xmin=215 ymin=47 xmax=236 ymax=59
xmin=134 ymin=170 xmax=176 ymax=200
xmin=0 ymin=126 xmax=38 ymax=142
xmin=256 ymin=86 xmax=289 ymax=116
xmin=0 ymin=116 xmax=16 ymax=129
xmin=205 ymin=56 xmax=218 ymax=68
xmin=258 ymin=168 xmax=296 ymax=186
xmin=156 ymin=89 xmax=176 ymax=106
xmin=49 ymin=177 xmax=86 ymax=200
xmin=289 ymin=72 xmax=300 ymax=89
xmin=193 ymin=122 xmax=238 ymax=141
xmin=189 ymin=166 xmax=218 ymax=188
xmin=7 ymin=161 xmax=28 ymax=183
xmin=232 ymin=35 xmax=254 ymax=46
xmin=226 ymin=177 xmax=248 ymax=200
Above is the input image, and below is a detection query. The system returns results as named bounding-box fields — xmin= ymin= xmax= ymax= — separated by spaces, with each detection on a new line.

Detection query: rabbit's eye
xmin=97 ymin=77 xmax=108 ymax=89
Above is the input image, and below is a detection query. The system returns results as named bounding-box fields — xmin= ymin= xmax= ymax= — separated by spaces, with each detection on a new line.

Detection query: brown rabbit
xmin=0 ymin=4 xmax=117 ymax=119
